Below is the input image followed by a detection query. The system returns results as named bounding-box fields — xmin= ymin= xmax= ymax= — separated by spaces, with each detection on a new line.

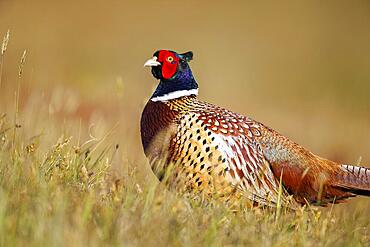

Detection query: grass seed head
xmin=18 ymin=50 xmax=27 ymax=78
xmin=1 ymin=30 xmax=10 ymax=55
xmin=26 ymin=143 xmax=36 ymax=154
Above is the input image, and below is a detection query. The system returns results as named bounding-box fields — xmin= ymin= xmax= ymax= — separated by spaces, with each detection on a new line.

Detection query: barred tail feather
xmin=332 ymin=164 xmax=370 ymax=196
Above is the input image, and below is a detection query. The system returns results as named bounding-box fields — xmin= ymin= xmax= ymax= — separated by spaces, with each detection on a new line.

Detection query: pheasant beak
xmin=144 ymin=56 xmax=161 ymax=67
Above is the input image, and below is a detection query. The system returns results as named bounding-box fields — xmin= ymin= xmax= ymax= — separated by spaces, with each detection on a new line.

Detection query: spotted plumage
xmin=141 ymin=50 xmax=370 ymax=208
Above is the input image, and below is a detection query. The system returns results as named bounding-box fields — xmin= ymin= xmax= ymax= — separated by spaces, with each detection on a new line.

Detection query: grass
xmin=0 ymin=33 xmax=369 ymax=247
xmin=0 ymin=118 xmax=369 ymax=247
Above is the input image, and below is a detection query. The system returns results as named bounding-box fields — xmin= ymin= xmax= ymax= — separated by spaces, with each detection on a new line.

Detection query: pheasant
xmin=141 ymin=49 xmax=370 ymax=207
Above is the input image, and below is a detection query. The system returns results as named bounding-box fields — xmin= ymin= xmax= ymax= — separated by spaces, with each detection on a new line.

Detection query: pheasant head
xmin=144 ymin=50 xmax=198 ymax=102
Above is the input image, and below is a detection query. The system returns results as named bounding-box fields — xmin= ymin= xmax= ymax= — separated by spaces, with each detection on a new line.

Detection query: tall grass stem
xmin=12 ymin=50 xmax=27 ymax=153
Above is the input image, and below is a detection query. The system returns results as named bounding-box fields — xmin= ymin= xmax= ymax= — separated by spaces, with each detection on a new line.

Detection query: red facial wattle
xmin=158 ymin=50 xmax=179 ymax=79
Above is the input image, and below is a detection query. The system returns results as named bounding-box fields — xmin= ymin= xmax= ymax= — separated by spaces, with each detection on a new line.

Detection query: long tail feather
xmin=332 ymin=164 xmax=370 ymax=196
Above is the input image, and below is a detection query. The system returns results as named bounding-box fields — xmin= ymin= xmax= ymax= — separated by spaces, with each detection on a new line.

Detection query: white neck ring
xmin=150 ymin=88 xmax=198 ymax=102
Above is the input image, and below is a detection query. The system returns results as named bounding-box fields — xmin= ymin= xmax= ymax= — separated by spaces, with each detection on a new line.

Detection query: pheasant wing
xmin=196 ymin=103 xmax=296 ymax=207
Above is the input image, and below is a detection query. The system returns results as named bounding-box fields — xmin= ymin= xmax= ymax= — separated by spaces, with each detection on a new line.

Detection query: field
xmin=1 ymin=1 xmax=370 ymax=246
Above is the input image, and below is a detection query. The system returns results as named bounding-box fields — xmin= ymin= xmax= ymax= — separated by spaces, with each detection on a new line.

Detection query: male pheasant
xmin=141 ymin=50 xmax=370 ymax=207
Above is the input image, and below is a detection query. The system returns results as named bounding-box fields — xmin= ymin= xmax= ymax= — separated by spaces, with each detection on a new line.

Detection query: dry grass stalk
xmin=12 ymin=50 xmax=27 ymax=151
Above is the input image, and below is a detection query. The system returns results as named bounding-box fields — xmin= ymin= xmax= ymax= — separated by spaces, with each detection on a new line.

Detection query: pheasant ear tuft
xmin=180 ymin=51 xmax=193 ymax=62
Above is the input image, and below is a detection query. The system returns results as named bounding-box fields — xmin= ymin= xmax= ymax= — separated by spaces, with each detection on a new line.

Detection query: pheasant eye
xmin=166 ymin=56 xmax=174 ymax=62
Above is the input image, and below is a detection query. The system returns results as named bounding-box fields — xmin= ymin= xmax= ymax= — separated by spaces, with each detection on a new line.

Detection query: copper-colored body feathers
xmin=141 ymin=96 xmax=370 ymax=207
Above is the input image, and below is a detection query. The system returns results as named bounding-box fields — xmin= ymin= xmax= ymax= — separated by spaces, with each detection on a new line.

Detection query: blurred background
xmin=1 ymin=0 xmax=370 ymax=176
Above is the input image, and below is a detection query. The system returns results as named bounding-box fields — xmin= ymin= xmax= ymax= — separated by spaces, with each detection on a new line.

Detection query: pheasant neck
xmin=150 ymin=67 xmax=198 ymax=102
